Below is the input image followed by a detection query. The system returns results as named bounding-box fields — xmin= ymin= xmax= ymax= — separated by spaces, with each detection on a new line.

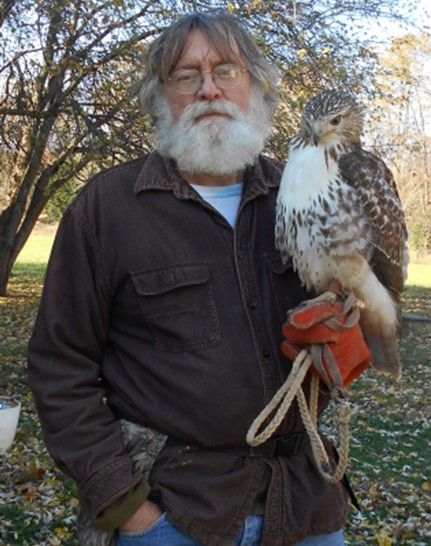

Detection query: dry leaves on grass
xmin=1 ymin=268 xmax=430 ymax=545
xmin=322 ymin=291 xmax=431 ymax=545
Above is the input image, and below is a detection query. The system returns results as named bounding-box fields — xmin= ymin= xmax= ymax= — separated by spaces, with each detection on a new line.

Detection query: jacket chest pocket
xmin=131 ymin=263 xmax=221 ymax=352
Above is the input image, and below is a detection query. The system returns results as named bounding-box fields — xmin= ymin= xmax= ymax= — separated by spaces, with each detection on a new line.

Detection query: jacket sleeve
xmin=27 ymin=206 xmax=141 ymax=519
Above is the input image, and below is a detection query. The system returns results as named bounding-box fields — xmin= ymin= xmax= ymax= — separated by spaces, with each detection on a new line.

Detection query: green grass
xmin=2 ymin=228 xmax=430 ymax=545
xmin=15 ymin=233 xmax=55 ymax=264
xmin=406 ymin=263 xmax=431 ymax=288
xmin=14 ymin=229 xmax=431 ymax=288
xmin=0 ymin=504 xmax=76 ymax=546
xmin=0 ymin=506 xmax=44 ymax=544
xmin=9 ymin=230 xmax=55 ymax=293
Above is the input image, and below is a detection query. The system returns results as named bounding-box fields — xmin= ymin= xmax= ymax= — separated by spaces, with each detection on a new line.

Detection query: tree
xmin=0 ymin=0 xmax=166 ymax=295
xmin=367 ymin=32 xmax=431 ymax=256
xmin=0 ymin=0 xmax=424 ymax=295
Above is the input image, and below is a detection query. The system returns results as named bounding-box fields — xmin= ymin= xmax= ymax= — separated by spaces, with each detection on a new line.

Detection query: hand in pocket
xmin=119 ymin=500 xmax=163 ymax=534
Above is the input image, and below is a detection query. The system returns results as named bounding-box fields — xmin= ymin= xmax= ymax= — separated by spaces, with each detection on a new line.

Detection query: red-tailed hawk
xmin=275 ymin=90 xmax=408 ymax=378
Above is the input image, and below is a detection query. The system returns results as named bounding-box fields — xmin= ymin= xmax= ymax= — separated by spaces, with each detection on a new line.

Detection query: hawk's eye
xmin=330 ymin=115 xmax=341 ymax=126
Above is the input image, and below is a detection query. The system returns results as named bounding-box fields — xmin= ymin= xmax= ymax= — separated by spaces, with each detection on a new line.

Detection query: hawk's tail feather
xmin=360 ymin=317 xmax=402 ymax=380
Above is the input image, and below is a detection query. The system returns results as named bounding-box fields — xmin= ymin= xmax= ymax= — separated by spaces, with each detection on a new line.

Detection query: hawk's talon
xmin=305 ymin=290 xmax=338 ymax=306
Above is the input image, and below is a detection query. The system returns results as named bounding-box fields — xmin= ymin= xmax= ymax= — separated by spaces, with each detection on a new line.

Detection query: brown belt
xmin=167 ymin=431 xmax=307 ymax=458
xmin=166 ymin=432 xmax=360 ymax=510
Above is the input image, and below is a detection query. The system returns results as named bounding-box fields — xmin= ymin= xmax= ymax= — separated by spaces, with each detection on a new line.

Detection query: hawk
xmin=275 ymin=90 xmax=408 ymax=379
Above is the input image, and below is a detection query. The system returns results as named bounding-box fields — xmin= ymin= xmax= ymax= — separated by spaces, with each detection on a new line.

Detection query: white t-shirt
xmin=190 ymin=182 xmax=243 ymax=228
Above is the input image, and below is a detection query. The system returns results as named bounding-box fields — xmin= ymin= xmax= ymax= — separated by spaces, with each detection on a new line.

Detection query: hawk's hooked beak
xmin=312 ymin=123 xmax=322 ymax=146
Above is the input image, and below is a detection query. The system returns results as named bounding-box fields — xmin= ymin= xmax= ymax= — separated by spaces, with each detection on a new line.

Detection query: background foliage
xmin=0 ymin=0 xmax=430 ymax=295
xmin=1 ymin=233 xmax=430 ymax=545
xmin=1 ymin=2 xmax=430 ymax=544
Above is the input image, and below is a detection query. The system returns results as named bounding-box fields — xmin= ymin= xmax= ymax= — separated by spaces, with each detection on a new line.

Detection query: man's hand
xmin=119 ymin=499 xmax=162 ymax=533
xmin=281 ymin=290 xmax=371 ymax=390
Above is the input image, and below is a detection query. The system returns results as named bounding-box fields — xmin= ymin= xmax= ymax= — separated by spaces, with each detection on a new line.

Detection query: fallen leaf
xmin=375 ymin=529 xmax=393 ymax=546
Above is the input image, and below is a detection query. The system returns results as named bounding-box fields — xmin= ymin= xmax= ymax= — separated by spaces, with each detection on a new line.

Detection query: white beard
xmin=154 ymin=89 xmax=273 ymax=176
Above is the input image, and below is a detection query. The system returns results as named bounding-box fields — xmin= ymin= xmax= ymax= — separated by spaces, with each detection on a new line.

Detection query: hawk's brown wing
xmin=339 ymin=149 xmax=408 ymax=303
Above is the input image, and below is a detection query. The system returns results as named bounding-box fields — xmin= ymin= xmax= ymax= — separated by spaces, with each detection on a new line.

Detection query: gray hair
xmin=140 ymin=12 xmax=279 ymax=118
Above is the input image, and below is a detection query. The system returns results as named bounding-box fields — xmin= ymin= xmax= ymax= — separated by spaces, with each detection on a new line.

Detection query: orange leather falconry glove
xmin=281 ymin=284 xmax=371 ymax=392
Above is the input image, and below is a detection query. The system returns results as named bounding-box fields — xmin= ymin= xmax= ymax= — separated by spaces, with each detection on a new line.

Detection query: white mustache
xmin=179 ymin=100 xmax=243 ymax=127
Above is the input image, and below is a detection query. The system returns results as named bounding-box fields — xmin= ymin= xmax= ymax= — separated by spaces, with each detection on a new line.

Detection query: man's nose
xmin=196 ymin=72 xmax=223 ymax=101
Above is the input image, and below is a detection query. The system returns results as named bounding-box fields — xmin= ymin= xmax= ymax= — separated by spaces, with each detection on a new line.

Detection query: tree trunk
xmin=0 ymin=244 xmax=16 ymax=296
xmin=0 ymin=203 xmax=18 ymax=295
xmin=0 ymin=149 xmax=95 ymax=296
xmin=0 ymin=198 xmax=46 ymax=296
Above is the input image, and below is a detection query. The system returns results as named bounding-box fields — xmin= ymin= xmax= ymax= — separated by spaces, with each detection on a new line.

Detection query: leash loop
xmin=246 ymin=350 xmax=351 ymax=484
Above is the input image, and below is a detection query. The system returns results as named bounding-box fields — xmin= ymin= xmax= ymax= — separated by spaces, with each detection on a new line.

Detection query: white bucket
xmin=0 ymin=396 xmax=21 ymax=452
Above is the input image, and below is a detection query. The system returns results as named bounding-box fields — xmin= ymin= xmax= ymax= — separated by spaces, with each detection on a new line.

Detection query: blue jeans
xmin=116 ymin=513 xmax=345 ymax=545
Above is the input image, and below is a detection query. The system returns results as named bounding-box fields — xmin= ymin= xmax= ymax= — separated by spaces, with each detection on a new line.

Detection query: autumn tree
xmin=0 ymin=0 xmax=168 ymax=295
xmin=367 ymin=32 xmax=431 ymax=256
xmin=0 ymin=0 xmax=423 ymax=295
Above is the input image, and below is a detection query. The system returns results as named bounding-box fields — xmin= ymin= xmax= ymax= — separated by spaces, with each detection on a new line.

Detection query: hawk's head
xmin=300 ymin=90 xmax=364 ymax=148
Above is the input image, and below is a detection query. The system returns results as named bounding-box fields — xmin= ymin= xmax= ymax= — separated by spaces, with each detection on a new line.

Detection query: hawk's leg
xmin=305 ymin=280 xmax=343 ymax=305
xmin=305 ymin=291 xmax=337 ymax=305
xmin=331 ymin=254 xmax=401 ymax=379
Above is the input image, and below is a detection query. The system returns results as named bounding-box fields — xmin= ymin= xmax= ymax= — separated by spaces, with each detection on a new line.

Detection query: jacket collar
xmin=133 ymin=151 xmax=280 ymax=202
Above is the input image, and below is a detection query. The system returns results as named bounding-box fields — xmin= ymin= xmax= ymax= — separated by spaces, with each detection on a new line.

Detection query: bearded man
xmin=28 ymin=12 xmax=350 ymax=546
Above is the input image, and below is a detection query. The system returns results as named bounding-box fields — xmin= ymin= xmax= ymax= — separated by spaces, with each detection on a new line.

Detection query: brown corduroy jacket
xmin=28 ymin=152 xmax=349 ymax=546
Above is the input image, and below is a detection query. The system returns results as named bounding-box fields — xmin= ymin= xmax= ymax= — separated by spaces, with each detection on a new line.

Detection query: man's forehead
xmin=173 ymin=29 xmax=241 ymax=69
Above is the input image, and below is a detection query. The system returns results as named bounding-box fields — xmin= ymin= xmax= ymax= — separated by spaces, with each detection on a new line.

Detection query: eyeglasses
xmin=167 ymin=63 xmax=247 ymax=95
